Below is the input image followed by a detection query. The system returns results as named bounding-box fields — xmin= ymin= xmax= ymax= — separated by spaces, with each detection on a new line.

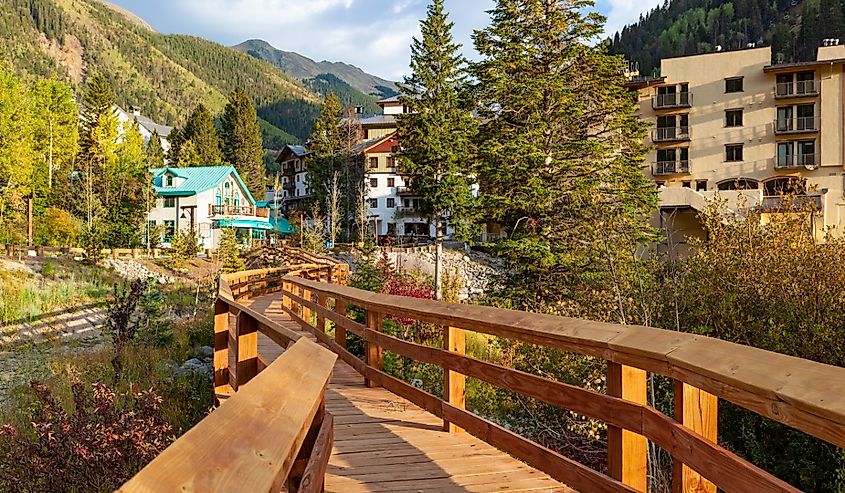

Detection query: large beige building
xmin=629 ymin=43 xmax=845 ymax=250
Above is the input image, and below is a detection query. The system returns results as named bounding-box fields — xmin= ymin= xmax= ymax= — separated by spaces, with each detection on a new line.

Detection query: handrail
xmin=118 ymin=338 xmax=337 ymax=493
xmin=271 ymin=274 xmax=845 ymax=493
xmin=118 ymin=247 xmax=347 ymax=493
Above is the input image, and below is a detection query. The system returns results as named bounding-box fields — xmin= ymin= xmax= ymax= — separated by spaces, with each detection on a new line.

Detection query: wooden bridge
xmin=119 ymin=249 xmax=845 ymax=493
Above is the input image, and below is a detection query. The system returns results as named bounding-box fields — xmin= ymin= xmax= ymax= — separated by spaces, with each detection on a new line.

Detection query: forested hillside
xmin=303 ymin=74 xmax=381 ymax=114
xmin=0 ymin=0 xmax=322 ymax=146
xmin=610 ymin=0 xmax=845 ymax=74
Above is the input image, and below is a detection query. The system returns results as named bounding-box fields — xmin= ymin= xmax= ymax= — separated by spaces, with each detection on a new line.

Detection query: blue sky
xmin=110 ymin=0 xmax=661 ymax=80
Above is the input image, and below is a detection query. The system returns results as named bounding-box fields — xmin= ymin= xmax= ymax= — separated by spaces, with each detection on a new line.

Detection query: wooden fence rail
xmin=118 ymin=249 xmax=347 ymax=493
xmin=268 ymin=273 xmax=845 ymax=493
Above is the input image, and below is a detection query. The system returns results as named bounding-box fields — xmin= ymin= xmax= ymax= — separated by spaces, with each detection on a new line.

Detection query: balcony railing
xmin=653 ymin=160 xmax=690 ymax=176
xmin=396 ymin=186 xmax=420 ymax=196
xmin=775 ymin=80 xmax=820 ymax=98
xmin=776 ymin=153 xmax=817 ymax=169
xmin=209 ymin=205 xmax=269 ymax=218
xmin=775 ymin=116 xmax=819 ymax=134
xmin=652 ymin=126 xmax=690 ymax=142
xmin=759 ymin=193 xmax=823 ymax=211
xmin=652 ymin=92 xmax=692 ymax=109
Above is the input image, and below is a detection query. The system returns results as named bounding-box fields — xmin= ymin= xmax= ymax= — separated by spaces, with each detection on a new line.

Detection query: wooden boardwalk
xmin=246 ymin=294 xmax=572 ymax=493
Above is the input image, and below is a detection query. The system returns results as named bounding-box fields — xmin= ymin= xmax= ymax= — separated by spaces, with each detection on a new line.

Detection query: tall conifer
xmin=307 ymin=93 xmax=344 ymax=215
xmin=146 ymin=129 xmax=165 ymax=168
xmin=473 ymin=0 xmax=657 ymax=313
xmin=221 ymin=87 xmax=265 ymax=198
xmin=182 ymin=103 xmax=222 ymax=165
xmin=397 ymin=0 xmax=478 ymax=300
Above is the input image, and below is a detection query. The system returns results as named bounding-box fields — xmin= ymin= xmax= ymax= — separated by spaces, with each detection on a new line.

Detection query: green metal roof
xmin=214 ymin=218 xmax=273 ymax=230
xmin=271 ymin=216 xmax=297 ymax=235
xmin=151 ymin=166 xmax=258 ymax=204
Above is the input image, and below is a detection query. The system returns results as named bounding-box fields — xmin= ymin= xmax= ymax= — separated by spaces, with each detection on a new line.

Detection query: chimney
xmin=129 ymin=105 xmax=141 ymax=116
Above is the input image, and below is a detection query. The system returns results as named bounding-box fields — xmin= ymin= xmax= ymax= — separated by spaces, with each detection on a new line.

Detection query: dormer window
xmin=165 ymin=175 xmax=174 ymax=187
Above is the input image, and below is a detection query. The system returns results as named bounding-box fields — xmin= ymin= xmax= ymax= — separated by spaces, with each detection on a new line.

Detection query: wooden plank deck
xmin=246 ymin=294 xmax=573 ymax=493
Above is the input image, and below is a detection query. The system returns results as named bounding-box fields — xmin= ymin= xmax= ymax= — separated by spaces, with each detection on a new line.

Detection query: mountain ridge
xmin=233 ymin=39 xmax=399 ymax=99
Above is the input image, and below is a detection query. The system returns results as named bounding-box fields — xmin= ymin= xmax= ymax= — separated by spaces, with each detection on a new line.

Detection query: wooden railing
xmin=119 ymin=249 xmax=348 ymax=493
xmin=270 ymin=275 xmax=845 ymax=493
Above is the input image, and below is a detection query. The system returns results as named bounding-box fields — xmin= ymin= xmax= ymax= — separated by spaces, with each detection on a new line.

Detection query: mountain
xmin=1 ymin=0 xmax=322 ymax=147
xmin=302 ymin=73 xmax=381 ymax=114
xmin=233 ymin=39 xmax=399 ymax=100
xmin=609 ymin=0 xmax=845 ymax=75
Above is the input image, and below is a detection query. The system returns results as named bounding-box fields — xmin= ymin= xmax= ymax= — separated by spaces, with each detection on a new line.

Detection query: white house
xmin=147 ymin=166 xmax=274 ymax=249
xmin=116 ymin=105 xmax=173 ymax=155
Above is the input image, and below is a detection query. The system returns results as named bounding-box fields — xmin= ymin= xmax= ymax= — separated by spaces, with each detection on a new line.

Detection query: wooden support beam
xmin=236 ymin=312 xmax=259 ymax=387
xmin=443 ymin=325 xmax=466 ymax=433
xmin=302 ymin=288 xmax=313 ymax=326
xmin=316 ymin=293 xmax=327 ymax=333
xmin=673 ymin=381 xmax=718 ymax=493
xmin=282 ymin=281 xmax=291 ymax=311
xmin=213 ymin=299 xmax=230 ymax=400
xmin=334 ymin=299 xmax=347 ymax=349
xmin=607 ymin=363 xmax=647 ymax=492
xmin=364 ymin=310 xmax=384 ymax=388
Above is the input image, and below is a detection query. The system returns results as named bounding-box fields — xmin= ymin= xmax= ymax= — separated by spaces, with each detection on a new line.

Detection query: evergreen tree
xmin=181 ymin=103 xmax=222 ymax=166
xmin=397 ymin=0 xmax=478 ymax=300
xmin=146 ymin=129 xmax=165 ymax=168
xmin=78 ymin=73 xmax=115 ymax=157
xmin=218 ymin=227 xmax=244 ymax=272
xmin=307 ymin=93 xmax=344 ymax=214
xmin=473 ymin=0 xmax=657 ymax=314
xmin=221 ymin=87 xmax=266 ymax=198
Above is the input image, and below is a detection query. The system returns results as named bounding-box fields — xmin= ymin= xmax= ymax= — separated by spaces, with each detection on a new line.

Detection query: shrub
xmin=0 ymin=380 xmax=173 ymax=492
xmin=35 ymin=208 xmax=83 ymax=247
xmin=217 ymin=228 xmax=244 ymax=273
xmin=170 ymin=228 xmax=201 ymax=261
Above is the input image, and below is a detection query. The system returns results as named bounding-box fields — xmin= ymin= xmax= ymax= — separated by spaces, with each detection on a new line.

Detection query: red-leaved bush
xmin=0 ymin=380 xmax=173 ymax=492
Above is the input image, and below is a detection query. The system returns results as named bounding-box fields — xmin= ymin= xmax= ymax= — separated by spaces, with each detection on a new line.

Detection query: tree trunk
xmin=434 ymin=218 xmax=443 ymax=301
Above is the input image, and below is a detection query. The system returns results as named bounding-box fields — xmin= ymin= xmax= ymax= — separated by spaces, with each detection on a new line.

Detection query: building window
xmin=370 ymin=178 xmax=378 ymax=188
xmin=682 ymin=181 xmax=692 ymax=188
xmin=163 ymin=220 xmax=175 ymax=242
xmin=165 ymin=175 xmax=174 ymax=187
xmin=695 ymin=180 xmax=708 ymax=192
xmin=368 ymin=198 xmax=378 ymax=208
xmin=387 ymin=198 xmax=395 ymax=208
xmin=725 ymin=109 xmax=743 ymax=127
xmin=725 ymin=77 xmax=744 ymax=93
xmin=386 ymin=156 xmax=395 ymax=168
xmin=296 ymin=175 xmax=300 ymax=182
xmin=655 ymin=181 xmax=665 ymax=188
xmin=369 ymin=157 xmax=378 ymax=169
xmin=387 ymin=177 xmax=395 ymax=187
xmin=725 ymin=144 xmax=743 ymax=162
xmin=163 ymin=196 xmax=176 ymax=208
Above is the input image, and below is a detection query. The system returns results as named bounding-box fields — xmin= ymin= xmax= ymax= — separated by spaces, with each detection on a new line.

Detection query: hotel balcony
xmin=652 ymin=126 xmax=690 ymax=143
xmin=653 ymin=160 xmax=690 ymax=176
xmin=396 ymin=186 xmax=419 ymax=196
xmin=775 ymin=153 xmax=817 ymax=169
xmin=775 ymin=116 xmax=820 ymax=134
xmin=758 ymin=193 xmax=823 ymax=212
xmin=775 ymin=80 xmax=820 ymax=99
xmin=209 ymin=204 xmax=269 ymax=218
xmin=652 ymin=92 xmax=692 ymax=110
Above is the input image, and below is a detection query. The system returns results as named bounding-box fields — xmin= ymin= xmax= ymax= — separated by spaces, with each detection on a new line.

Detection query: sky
xmin=110 ymin=0 xmax=663 ymax=81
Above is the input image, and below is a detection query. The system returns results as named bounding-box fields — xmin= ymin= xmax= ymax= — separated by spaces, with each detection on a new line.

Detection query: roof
xmin=150 ymin=166 xmax=258 ymax=204
xmin=214 ymin=218 xmax=272 ymax=230
xmin=378 ymin=95 xmax=401 ymax=104
xmin=349 ymin=133 xmax=395 ymax=155
xmin=359 ymin=114 xmax=397 ymax=127
xmin=287 ymin=144 xmax=307 ymax=157
xmin=271 ymin=216 xmax=297 ymax=235
xmin=115 ymin=106 xmax=174 ymax=138
xmin=764 ymin=58 xmax=845 ymax=72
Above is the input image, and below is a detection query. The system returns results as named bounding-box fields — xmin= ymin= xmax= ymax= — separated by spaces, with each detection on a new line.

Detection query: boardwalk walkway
xmin=246 ymin=293 xmax=572 ymax=493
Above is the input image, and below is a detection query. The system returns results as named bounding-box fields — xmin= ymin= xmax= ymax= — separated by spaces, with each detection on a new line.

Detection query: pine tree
xmin=307 ymin=93 xmax=344 ymax=215
xmin=79 ymin=73 xmax=115 ymax=157
xmin=146 ymin=129 xmax=165 ymax=168
xmin=218 ymin=227 xmax=244 ymax=272
xmin=181 ymin=103 xmax=222 ymax=166
xmin=397 ymin=0 xmax=478 ymax=300
xmin=221 ymin=87 xmax=266 ymax=198
xmin=473 ymin=0 xmax=657 ymax=314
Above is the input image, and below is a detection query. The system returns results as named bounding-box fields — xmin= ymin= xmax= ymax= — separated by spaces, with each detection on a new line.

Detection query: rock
xmin=198 ymin=345 xmax=213 ymax=357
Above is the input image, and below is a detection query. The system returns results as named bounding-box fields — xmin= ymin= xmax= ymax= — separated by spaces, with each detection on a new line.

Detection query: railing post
xmin=607 ymin=363 xmax=647 ymax=492
xmin=673 ymin=381 xmax=718 ymax=493
xmin=316 ymin=293 xmax=327 ymax=333
xmin=334 ymin=298 xmax=347 ymax=349
xmin=364 ymin=310 xmax=383 ymax=388
xmin=235 ymin=312 xmax=259 ymax=388
xmin=213 ymin=299 xmax=230 ymax=400
xmin=302 ymin=287 xmax=313 ymax=325
xmin=443 ymin=326 xmax=465 ymax=433
xmin=282 ymin=280 xmax=291 ymax=311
